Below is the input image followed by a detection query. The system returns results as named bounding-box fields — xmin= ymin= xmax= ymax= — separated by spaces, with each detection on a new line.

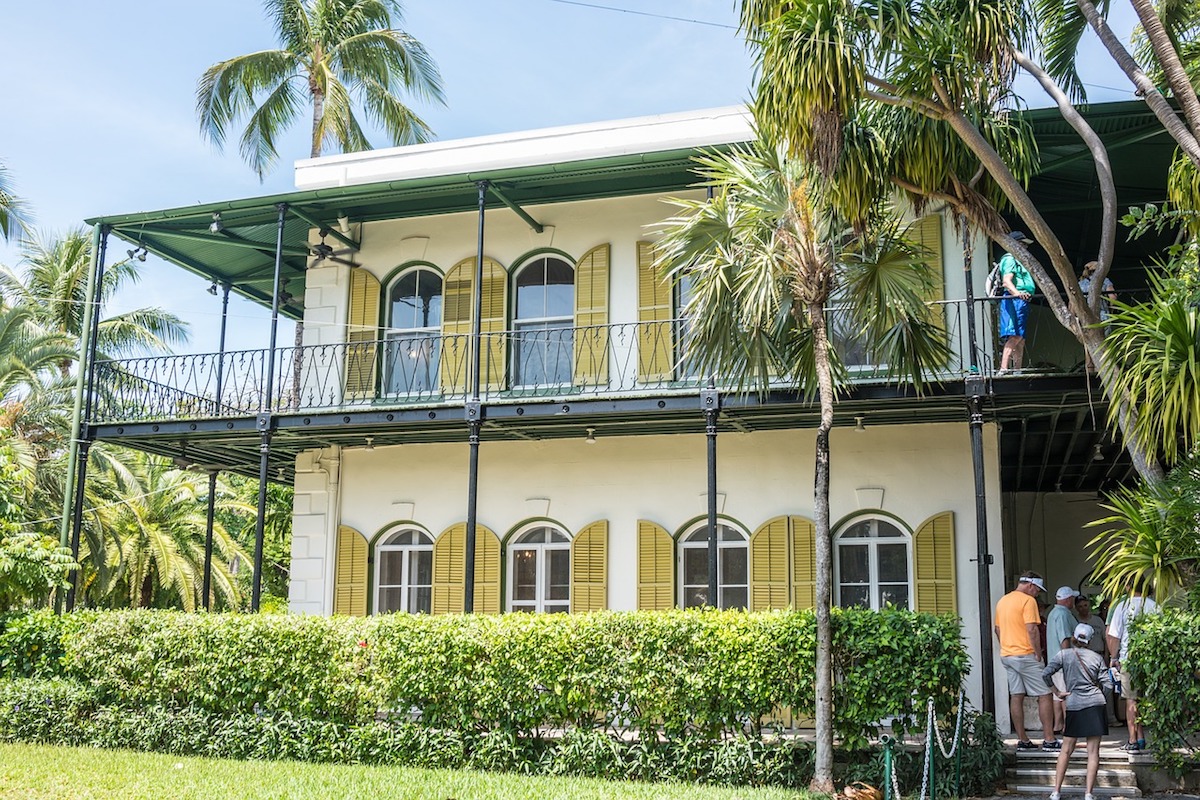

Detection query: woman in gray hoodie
xmin=1042 ymin=623 xmax=1113 ymax=800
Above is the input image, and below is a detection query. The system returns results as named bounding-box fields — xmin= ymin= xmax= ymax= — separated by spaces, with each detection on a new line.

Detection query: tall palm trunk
xmin=139 ymin=572 xmax=154 ymax=608
xmin=808 ymin=299 xmax=836 ymax=794
xmin=310 ymin=86 xmax=325 ymax=159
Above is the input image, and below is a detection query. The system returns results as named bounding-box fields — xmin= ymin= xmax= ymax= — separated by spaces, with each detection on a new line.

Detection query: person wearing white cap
xmin=1043 ymin=623 xmax=1112 ymax=800
xmin=994 ymin=570 xmax=1057 ymax=751
xmin=1046 ymin=586 xmax=1080 ymax=734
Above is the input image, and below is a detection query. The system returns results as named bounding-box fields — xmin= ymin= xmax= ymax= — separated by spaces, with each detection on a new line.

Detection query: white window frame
xmin=512 ymin=256 xmax=575 ymax=388
xmin=374 ymin=527 xmax=434 ymax=614
xmin=834 ymin=515 xmax=914 ymax=611
xmin=507 ymin=524 xmax=572 ymax=613
xmin=678 ymin=522 xmax=749 ymax=610
xmin=384 ymin=266 xmax=443 ymax=397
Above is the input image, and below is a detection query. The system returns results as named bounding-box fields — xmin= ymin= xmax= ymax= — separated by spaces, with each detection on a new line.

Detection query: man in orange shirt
xmin=995 ymin=571 xmax=1059 ymax=751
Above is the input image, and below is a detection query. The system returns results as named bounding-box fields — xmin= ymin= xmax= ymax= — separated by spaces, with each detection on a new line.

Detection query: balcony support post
xmin=252 ymin=204 xmax=287 ymax=613
xmin=203 ymin=283 xmax=232 ymax=610
xmin=962 ymin=222 xmax=995 ymax=714
xmin=64 ymin=224 xmax=110 ymax=612
xmin=702 ymin=384 xmax=720 ymax=607
xmin=464 ymin=181 xmax=488 ymax=613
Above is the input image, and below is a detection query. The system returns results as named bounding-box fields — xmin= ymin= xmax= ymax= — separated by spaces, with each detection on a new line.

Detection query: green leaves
xmin=1124 ymin=609 xmax=1200 ymax=775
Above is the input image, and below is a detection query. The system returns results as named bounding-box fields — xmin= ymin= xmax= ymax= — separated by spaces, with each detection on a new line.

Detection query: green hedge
xmin=0 ymin=607 xmax=967 ymax=748
xmin=1126 ymin=608 xmax=1200 ymax=775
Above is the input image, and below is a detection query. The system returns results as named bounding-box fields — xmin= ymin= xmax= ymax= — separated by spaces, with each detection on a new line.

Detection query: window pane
xmin=875 ymin=521 xmax=904 ymax=538
xmin=839 ymin=585 xmax=870 ymax=608
xmin=410 ymin=586 xmax=432 ymax=614
xmin=877 ymin=543 xmax=908 ymax=583
xmin=683 ymin=548 xmax=708 ymax=587
xmin=513 ymin=322 xmax=571 ymax=386
xmin=517 ymin=528 xmax=547 ymax=544
xmin=841 ymin=521 xmax=873 ymax=539
xmin=879 ymin=584 xmax=909 ymax=610
xmin=390 ymin=270 xmax=442 ymax=329
xmin=513 ymin=549 xmax=537 ymax=601
xmin=719 ymin=526 xmax=744 ymax=543
xmin=547 ymin=549 xmax=570 ymax=601
xmin=410 ymin=549 xmax=432 ymax=586
xmin=547 ymin=530 xmax=569 ymax=544
xmin=722 ymin=587 xmax=748 ymax=611
xmin=386 ymin=333 xmax=440 ymax=395
xmin=684 ymin=587 xmax=709 ymax=609
xmin=721 ymin=545 xmax=748 ymax=586
xmin=378 ymin=587 xmax=404 ymax=614
xmin=378 ymin=551 xmax=405 ymax=587
xmin=684 ymin=528 xmax=711 ymax=544
xmin=544 ymin=604 xmax=570 ymax=614
xmin=839 ymin=544 xmax=870 ymax=584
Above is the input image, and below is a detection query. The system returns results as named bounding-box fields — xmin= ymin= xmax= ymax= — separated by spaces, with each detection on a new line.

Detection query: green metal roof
xmin=85 ymin=148 xmax=709 ymax=319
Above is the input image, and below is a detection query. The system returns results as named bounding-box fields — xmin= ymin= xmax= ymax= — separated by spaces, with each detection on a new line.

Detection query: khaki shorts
xmin=1118 ymin=670 xmax=1138 ymax=701
xmin=1003 ymin=654 xmax=1051 ymax=697
xmin=1051 ymin=671 xmax=1067 ymax=695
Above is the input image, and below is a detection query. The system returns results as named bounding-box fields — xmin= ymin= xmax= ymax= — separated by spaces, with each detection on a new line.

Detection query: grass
xmin=0 ymin=742 xmax=809 ymax=799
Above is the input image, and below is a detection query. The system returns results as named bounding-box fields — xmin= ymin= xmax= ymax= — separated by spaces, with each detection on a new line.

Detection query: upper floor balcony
xmin=90 ymin=299 xmax=1026 ymax=426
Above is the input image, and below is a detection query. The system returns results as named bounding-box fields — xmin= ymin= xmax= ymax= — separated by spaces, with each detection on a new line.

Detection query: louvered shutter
xmin=912 ymin=214 xmax=947 ymax=339
xmin=344 ymin=270 xmax=381 ymax=399
xmin=574 ymin=245 xmax=610 ymax=387
xmin=791 ymin=516 xmax=817 ymax=610
xmin=636 ymin=241 xmax=674 ymax=383
xmin=478 ymin=258 xmax=508 ymax=391
xmin=431 ymin=522 xmax=501 ymax=615
xmin=914 ymin=511 xmax=957 ymax=614
xmin=636 ymin=519 xmax=674 ymax=610
xmin=440 ymin=259 xmax=474 ymax=397
xmin=571 ymin=520 xmax=608 ymax=613
xmin=333 ymin=525 xmax=368 ymax=616
xmin=750 ymin=517 xmax=791 ymax=610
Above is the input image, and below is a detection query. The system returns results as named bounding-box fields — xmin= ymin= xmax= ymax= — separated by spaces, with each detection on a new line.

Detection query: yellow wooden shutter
xmin=478 ymin=258 xmax=508 ymax=392
xmin=431 ymin=522 xmax=501 ymax=615
xmin=912 ymin=214 xmax=946 ymax=334
xmin=750 ymin=516 xmax=791 ymax=610
xmin=573 ymin=244 xmax=610 ymax=387
xmin=333 ymin=525 xmax=368 ymax=616
xmin=914 ymin=511 xmax=957 ymax=614
xmin=637 ymin=519 xmax=674 ymax=610
xmin=571 ymin=520 xmax=608 ymax=613
xmin=790 ymin=516 xmax=817 ymax=610
xmin=344 ymin=269 xmax=381 ymax=399
xmin=636 ymin=241 xmax=674 ymax=383
xmin=440 ymin=257 xmax=507 ymax=395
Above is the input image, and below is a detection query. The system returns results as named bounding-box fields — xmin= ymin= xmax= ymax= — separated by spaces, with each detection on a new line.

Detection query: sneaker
xmin=1137 ymin=738 xmax=1147 ymax=751
xmin=1085 ymin=794 xmax=1097 ymax=800
xmin=995 ymin=368 xmax=1010 ymax=376
xmin=1049 ymin=792 xmax=1061 ymax=800
xmin=1042 ymin=739 xmax=1062 ymax=751
xmin=1016 ymin=740 xmax=1039 ymax=751
xmin=1120 ymin=740 xmax=1141 ymax=752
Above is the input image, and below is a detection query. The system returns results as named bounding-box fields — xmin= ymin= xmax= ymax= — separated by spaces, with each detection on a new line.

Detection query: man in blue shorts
xmin=998 ymin=231 xmax=1035 ymax=374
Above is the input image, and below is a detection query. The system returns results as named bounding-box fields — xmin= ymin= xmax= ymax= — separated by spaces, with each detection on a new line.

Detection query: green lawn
xmin=0 ymin=743 xmax=809 ymax=799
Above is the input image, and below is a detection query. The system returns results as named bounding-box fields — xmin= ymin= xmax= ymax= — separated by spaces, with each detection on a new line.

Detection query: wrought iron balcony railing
xmin=91 ymin=302 xmax=1002 ymax=425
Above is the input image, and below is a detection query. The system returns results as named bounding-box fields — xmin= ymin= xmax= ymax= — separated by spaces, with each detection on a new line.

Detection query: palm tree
xmin=92 ymin=452 xmax=251 ymax=611
xmin=0 ymin=162 xmax=27 ymax=242
xmin=0 ymin=229 xmax=189 ymax=371
xmin=196 ymin=0 xmax=445 ymax=179
xmin=654 ymin=140 xmax=949 ymax=792
xmin=0 ymin=305 xmax=75 ymax=403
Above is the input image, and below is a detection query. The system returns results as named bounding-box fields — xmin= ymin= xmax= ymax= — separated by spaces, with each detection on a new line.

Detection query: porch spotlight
xmin=209 ymin=212 xmax=224 ymax=233
xmin=127 ymin=246 xmax=147 ymax=262
xmin=365 ymin=436 xmax=375 ymax=451
xmin=584 ymin=427 xmax=597 ymax=445
xmin=207 ymin=281 xmax=219 ymax=296
xmin=854 ymin=416 xmax=866 ymax=432
xmin=1092 ymin=443 xmax=1104 ymax=461
xmin=337 ymin=214 xmax=351 ymax=234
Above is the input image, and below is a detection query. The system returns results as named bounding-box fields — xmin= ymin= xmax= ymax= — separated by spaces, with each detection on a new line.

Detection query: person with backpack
xmin=997 ymin=231 xmax=1035 ymax=374
xmin=1043 ymin=623 xmax=1112 ymax=800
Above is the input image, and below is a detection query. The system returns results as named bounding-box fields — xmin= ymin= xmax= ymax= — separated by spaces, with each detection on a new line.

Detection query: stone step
xmin=1007 ymin=767 xmax=1139 ymax=788
xmin=1014 ymin=751 xmax=1136 ymax=766
xmin=1007 ymin=784 xmax=1141 ymax=797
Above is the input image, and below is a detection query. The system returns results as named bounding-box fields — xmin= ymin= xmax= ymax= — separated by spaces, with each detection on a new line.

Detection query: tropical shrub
xmin=1125 ymin=609 xmax=1200 ymax=775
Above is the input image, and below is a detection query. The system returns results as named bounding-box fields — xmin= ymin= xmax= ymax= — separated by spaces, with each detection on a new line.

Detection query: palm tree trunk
xmin=139 ymin=572 xmax=153 ymax=608
xmin=808 ymin=299 xmax=836 ymax=794
xmin=1127 ymin=0 xmax=1200 ymax=145
xmin=310 ymin=88 xmax=325 ymax=159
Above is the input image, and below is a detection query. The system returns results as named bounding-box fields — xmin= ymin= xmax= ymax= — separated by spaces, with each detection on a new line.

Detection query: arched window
xmin=679 ymin=522 xmax=749 ymax=610
xmin=375 ymin=528 xmax=434 ymax=614
xmin=508 ymin=525 xmax=571 ymax=613
xmin=512 ymin=256 xmax=574 ymax=386
xmin=835 ymin=516 xmax=912 ymax=610
xmin=385 ymin=267 xmax=442 ymax=395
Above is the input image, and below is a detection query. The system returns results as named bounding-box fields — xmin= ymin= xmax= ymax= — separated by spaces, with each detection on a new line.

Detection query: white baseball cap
xmin=1019 ymin=576 xmax=1046 ymax=592
xmin=1073 ymin=623 xmax=1094 ymax=644
xmin=1056 ymin=586 xmax=1080 ymax=601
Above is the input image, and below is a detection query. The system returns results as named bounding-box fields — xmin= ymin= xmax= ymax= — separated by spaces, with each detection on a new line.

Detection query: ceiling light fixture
xmin=337 ymin=214 xmax=351 ymax=234
xmin=127 ymin=246 xmax=147 ymax=262
xmin=584 ymin=427 xmax=597 ymax=445
xmin=1092 ymin=443 xmax=1104 ymax=462
xmin=207 ymin=281 xmax=219 ymax=296
xmin=365 ymin=436 xmax=375 ymax=451
xmin=854 ymin=415 xmax=866 ymax=432
xmin=209 ymin=212 xmax=224 ymax=234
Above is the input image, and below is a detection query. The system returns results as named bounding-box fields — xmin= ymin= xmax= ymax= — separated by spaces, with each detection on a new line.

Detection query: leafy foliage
xmin=1124 ymin=609 xmax=1200 ymax=775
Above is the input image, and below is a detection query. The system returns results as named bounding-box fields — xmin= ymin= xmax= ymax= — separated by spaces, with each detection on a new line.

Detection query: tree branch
xmin=1075 ymin=0 xmax=1200 ymax=168
xmin=1128 ymin=0 xmax=1200 ymax=147
xmin=865 ymin=76 xmax=947 ymax=117
xmin=1013 ymin=49 xmax=1117 ymax=311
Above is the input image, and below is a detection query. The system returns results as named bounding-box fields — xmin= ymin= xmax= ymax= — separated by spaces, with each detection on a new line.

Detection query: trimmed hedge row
xmin=0 ymin=678 xmax=1004 ymax=793
xmin=1126 ymin=609 xmax=1200 ymax=775
xmin=0 ymin=608 xmax=967 ymax=748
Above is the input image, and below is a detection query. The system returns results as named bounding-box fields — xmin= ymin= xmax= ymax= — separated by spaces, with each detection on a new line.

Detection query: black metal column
xmin=702 ymin=384 xmax=720 ymax=607
xmin=66 ymin=226 xmax=111 ymax=611
xmin=963 ymin=225 xmax=996 ymax=714
xmin=252 ymin=204 xmax=287 ymax=612
xmin=464 ymin=180 xmax=488 ymax=613
xmin=203 ymin=283 xmax=232 ymax=611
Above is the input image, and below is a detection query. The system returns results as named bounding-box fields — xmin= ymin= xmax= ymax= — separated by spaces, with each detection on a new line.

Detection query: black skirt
xmin=1063 ymin=703 xmax=1108 ymax=739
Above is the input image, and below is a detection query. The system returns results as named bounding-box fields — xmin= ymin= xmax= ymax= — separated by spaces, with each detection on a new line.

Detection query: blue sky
xmin=0 ymin=0 xmax=1137 ymax=354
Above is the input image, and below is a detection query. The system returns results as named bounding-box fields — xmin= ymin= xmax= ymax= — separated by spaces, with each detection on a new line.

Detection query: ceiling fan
xmin=309 ymin=228 xmax=358 ymax=268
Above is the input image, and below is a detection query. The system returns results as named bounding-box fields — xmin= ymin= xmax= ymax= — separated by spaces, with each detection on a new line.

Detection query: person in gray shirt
xmin=1043 ymin=624 xmax=1112 ymax=800
xmin=1046 ymin=586 xmax=1080 ymax=734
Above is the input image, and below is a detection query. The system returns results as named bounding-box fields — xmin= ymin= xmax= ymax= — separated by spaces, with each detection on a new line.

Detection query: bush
xmin=1126 ymin=608 xmax=1200 ymax=775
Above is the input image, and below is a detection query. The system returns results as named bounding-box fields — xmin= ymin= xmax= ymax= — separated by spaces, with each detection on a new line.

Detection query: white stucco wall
xmin=288 ymin=420 xmax=1008 ymax=714
xmin=1001 ymin=491 xmax=1110 ymax=591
